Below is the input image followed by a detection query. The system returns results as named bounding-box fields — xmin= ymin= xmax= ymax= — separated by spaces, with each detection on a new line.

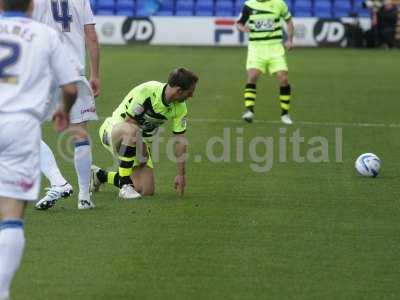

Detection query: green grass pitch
xmin=13 ymin=46 xmax=400 ymax=299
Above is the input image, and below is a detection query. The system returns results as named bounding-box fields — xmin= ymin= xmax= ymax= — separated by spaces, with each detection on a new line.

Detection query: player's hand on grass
xmin=285 ymin=40 xmax=294 ymax=51
xmin=174 ymin=175 xmax=186 ymax=197
xmin=52 ymin=110 xmax=70 ymax=132
xmin=90 ymin=77 xmax=101 ymax=97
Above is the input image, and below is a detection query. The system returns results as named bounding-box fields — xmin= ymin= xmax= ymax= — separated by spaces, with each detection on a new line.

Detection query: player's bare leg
xmin=242 ymin=68 xmax=262 ymax=123
xmin=0 ymin=199 xmax=26 ymax=220
xmin=131 ymin=165 xmax=155 ymax=196
xmin=275 ymin=70 xmax=293 ymax=125
xmin=0 ymin=199 xmax=26 ymax=300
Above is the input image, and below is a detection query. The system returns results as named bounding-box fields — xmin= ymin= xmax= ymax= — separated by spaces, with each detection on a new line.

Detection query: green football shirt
xmin=111 ymin=81 xmax=187 ymax=138
xmin=237 ymin=0 xmax=292 ymax=45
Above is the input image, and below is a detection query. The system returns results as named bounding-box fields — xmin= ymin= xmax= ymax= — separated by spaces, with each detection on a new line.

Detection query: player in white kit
xmin=0 ymin=1 xmax=78 ymax=298
xmin=32 ymin=0 xmax=101 ymax=210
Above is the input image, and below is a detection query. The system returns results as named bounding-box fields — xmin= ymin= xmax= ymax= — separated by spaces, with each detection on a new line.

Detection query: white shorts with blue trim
xmin=0 ymin=115 xmax=41 ymax=201
xmin=43 ymin=76 xmax=98 ymax=124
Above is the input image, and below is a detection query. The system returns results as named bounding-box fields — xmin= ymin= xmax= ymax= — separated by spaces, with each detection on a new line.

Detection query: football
xmin=355 ymin=153 xmax=381 ymax=177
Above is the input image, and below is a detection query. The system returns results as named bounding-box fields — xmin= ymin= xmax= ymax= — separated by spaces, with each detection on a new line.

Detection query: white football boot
xmin=281 ymin=114 xmax=293 ymax=125
xmin=90 ymin=165 xmax=103 ymax=194
xmin=78 ymin=198 xmax=96 ymax=210
xmin=241 ymin=110 xmax=254 ymax=123
xmin=35 ymin=183 xmax=73 ymax=210
xmin=119 ymin=184 xmax=141 ymax=200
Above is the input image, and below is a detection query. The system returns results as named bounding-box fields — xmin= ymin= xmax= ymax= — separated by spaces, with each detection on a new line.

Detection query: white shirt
xmin=0 ymin=13 xmax=79 ymax=121
xmin=32 ymin=0 xmax=95 ymax=75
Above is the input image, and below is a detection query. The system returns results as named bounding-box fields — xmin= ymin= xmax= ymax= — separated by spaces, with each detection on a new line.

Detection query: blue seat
xmin=136 ymin=0 xmax=158 ymax=16
xmin=96 ymin=8 xmax=115 ymax=15
xmin=234 ymin=0 xmax=246 ymax=15
xmin=215 ymin=0 xmax=234 ymax=16
xmin=333 ymin=0 xmax=352 ymax=17
xmin=294 ymin=0 xmax=312 ymax=17
xmin=90 ymin=0 xmax=96 ymax=10
xmin=285 ymin=0 xmax=294 ymax=14
xmin=116 ymin=8 xmax=135 ymax=16
xmin=116 ymin=0 xmax=134 ymax=10
xmin=96 ymin=0 xmax=114 ymax=9
xmin=96 ymin=0 xmax=115 ymax=12
xmin=314 ymin=0 xmax=332 ymax=18
xmin=155 ymin=10 xmax=174 ymax=15
xmin=156 ymin=0 xmax=174 ymax=15
xmin=115 ymin=0 xmax=135 ymax=16
xmin=353 ymin=0 xmax=370 ymax=17
xmin=195 ymin=0 xmax=214 ymax=16
xmin=176 ymin=0 xmax=194 ymax=15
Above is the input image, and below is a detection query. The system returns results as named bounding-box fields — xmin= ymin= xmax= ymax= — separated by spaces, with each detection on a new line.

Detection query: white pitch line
xmin=189 ymin=118 xmax=400 ymax=128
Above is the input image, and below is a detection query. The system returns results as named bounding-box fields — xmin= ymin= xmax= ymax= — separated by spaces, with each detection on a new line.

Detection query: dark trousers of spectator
xmin=366 ymin=25 xmax=396 ymax=48
xmin=379 ymin=27 xmax=396 ymax=48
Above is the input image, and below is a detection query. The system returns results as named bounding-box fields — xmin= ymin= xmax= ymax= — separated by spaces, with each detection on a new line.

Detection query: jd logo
xmin=313 ymin=19 xmax=346 ymax=46
xmin=122 ymin=18 xmax=155 ymax=43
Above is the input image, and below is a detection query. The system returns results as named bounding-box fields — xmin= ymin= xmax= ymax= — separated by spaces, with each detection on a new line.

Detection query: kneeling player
xmin=91 ymin=68 xmax=198 ymax=199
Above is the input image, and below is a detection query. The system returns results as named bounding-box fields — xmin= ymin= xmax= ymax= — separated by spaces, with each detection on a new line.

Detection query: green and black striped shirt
xmin=237 ymin=0 xmax=292 ymax=44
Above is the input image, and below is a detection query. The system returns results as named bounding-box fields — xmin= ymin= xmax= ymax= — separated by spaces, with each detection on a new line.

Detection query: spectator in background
xmin=363 ymin=0 xmax=383 ymax=47
xmin=363 ymin=0 xmax=383 ymax=11
xmin=375 ymin=0 xmax=398 ymax=48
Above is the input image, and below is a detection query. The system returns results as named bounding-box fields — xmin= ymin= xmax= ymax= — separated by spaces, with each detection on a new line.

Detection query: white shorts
xmin=43 ymin=76 xmax=98 ymax=124
xmin=0 ymin=115 xmax=41 ymax=201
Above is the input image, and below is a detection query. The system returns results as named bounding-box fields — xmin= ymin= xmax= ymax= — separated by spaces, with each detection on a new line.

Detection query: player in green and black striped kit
xmin=237 ymin=0 xmax=295 ymax=125
xmin=90 ymin=68 xmax=198 ymax=199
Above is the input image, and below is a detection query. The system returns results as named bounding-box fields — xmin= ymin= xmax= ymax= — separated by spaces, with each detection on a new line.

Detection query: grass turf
xmin=13 ymin=46 xmax=400 ymax=299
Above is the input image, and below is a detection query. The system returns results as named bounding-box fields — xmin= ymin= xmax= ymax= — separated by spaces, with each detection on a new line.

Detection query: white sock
xmin=0 ymin=220 xmax=25 ymax=300
xmin=74 ymin=141 xmax=92 ymax=200
xmin=40 ymin=140 xmax=68 ymax=187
